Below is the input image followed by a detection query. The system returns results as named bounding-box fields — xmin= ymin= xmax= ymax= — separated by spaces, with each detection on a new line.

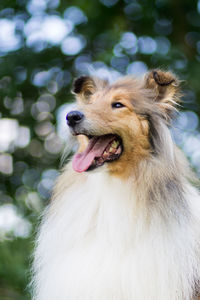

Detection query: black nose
xmin=66 ymin=110 xmax=85 ymax=127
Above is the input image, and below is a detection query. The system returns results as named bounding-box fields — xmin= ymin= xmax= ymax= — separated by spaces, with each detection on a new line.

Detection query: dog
xmin=32 ymin=70 xmax=200 ymax=300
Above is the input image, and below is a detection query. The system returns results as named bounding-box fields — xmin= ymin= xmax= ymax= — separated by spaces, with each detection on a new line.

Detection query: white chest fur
xmin=33 ymin=172 xmax=200 ymax=300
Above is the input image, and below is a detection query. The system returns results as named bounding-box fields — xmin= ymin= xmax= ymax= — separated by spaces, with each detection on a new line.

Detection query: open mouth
xmin=72 ymin=134 xmax=123 ymax=173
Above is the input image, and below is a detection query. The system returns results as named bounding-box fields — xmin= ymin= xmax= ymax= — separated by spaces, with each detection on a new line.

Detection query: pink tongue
xmin=72 ymin=135 xmax=115 ymax=173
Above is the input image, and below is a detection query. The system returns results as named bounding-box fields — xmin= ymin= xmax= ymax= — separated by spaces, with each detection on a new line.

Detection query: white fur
xmin=33 ymin=169 xmax=200 ymax=300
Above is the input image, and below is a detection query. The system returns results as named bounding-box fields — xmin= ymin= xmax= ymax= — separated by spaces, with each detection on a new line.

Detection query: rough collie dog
xmin=32 ymin=70 xmax=200 ymax=300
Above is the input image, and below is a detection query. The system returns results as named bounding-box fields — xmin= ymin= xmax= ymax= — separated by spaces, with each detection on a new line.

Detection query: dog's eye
xmin=112 ymin=102 xmax=125 ymax=109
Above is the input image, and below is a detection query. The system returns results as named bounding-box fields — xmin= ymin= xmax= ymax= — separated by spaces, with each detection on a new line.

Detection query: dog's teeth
xmin=111 ymin=141 xmax=118 ymax=148
xmin=109 ymin=147 xmax=117 ymax=153
xmin=103 ymin=152 xmax=108 ymax=158
xmin=116 ymin=146 xmax=121 ymax=154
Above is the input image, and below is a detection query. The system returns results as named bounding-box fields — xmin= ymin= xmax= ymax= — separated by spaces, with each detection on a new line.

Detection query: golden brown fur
xmin=73 ymin=70 xmax=180 ymax=178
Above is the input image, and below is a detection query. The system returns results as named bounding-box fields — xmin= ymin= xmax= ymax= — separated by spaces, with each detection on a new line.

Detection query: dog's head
xmin=66 ymin=70 xmax=180 ymax=177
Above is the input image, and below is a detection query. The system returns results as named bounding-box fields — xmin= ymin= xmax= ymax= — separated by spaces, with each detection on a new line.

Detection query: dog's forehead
xmin=93 ymin=84 xmax=141 ymax=101
xmin=76 ymin=76 xmax=149 ymax=109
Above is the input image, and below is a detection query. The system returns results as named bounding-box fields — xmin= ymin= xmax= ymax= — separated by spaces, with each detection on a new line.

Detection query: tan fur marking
xmin=72 ymin=70 xmax=181 ymax=178
xmin=76 ymin=82 xmax=152 ymax=179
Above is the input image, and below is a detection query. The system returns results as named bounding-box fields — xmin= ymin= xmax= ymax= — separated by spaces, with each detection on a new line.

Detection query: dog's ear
xmin=145 ymin=70 xmax=181 ymax=120
xmin=72 ymin=76 xmax=109 ymax=101
xmin=72 ymin=76 xmax=96 ymax=99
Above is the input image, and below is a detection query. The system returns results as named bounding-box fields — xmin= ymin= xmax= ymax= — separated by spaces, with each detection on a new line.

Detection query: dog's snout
xmin=66 ymin=110 xmax=85 ymax=127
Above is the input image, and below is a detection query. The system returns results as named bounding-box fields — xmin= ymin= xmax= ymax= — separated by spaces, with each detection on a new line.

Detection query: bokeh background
xmin=0 ymin=0 xmax=200 ymax=299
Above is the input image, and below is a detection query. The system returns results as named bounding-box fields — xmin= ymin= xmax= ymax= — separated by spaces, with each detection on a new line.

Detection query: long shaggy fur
xmin=32 ymin=70 xmax=200 ymax=300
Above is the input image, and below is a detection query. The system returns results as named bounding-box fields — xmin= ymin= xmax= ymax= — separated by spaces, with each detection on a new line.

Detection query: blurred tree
xmin=0 ymin=0 xmax=200 ymax=299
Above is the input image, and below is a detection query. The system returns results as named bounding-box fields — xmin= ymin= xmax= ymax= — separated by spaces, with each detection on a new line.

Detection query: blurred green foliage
xmin=0 ymin=0 xmax=200 ymax=299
